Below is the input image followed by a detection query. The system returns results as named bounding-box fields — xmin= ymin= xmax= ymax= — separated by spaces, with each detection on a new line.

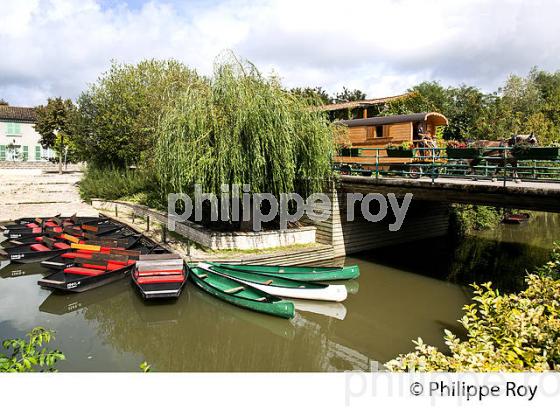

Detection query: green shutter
xmin=0 ymin=145 xmax=5 ymax=161
xmin=35 ymin=145 xmax=42 ymax=160
xmin=6 ymin=123 xmax=22 ymax=135
xmin=23 ymin=146 xmax=28 ymax=161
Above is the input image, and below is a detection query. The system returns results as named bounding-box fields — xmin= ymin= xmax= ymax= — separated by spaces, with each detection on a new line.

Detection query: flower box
xmin=386 ymin=149 xmax=414 ymax=158
xmin=512 ymin=147 xmax=560 ymax=160
xmin=446 ymin=148 xmax=481 ymax=159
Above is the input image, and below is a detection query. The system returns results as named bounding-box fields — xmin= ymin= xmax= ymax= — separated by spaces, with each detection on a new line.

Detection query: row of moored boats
xmin=0 ymin=216 xmax=360 ymax=319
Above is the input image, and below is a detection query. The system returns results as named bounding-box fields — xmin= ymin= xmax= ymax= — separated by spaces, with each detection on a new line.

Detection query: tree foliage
xmin=73 ymin=59 xmax=198 ymax=167
xmin=34 ymin=97 xmax=76 ymax=150
xmin=382 ymin=68 xmax=560 ymax=143
xmin=0 ymin=327 xmax=65 ymax=372
xmin=290 ymin=86 xmax=331 ymax=105
xmin=155 ymin=55 xmax=335 ymax=203
xmin=385 ymin=244 xmax=560 ymax=372
xmin=334 ymin=86 xmax=366 ymax=103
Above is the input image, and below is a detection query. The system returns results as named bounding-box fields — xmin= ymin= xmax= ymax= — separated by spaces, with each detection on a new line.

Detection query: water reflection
xmin=0 ymin=211 xmax=557 ymax=371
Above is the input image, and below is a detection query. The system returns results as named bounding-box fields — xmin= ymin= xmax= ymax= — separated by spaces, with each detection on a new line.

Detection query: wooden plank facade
xmin=335 ymin=112 xmax=448 ymax=165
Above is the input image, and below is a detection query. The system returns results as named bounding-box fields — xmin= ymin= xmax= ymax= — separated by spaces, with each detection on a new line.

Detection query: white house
xmin=0 ymin=105 xmax=55 ymax=162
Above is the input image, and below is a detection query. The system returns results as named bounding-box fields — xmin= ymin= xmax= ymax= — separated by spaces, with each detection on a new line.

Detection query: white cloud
xmin=1 ymin=0 xmax=559 ymax=106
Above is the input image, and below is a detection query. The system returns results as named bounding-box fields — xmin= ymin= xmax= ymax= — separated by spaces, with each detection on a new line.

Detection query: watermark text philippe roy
xmin=167 ymin=184 xmax=413 ymax=232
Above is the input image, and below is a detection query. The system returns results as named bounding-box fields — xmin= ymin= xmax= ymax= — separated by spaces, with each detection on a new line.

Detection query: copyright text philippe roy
xmin=344 ymin=371 xmax=560 ymax=405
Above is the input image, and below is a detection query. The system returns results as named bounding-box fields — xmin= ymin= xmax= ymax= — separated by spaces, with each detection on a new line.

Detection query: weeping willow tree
xmin=155 ymin=55 xmax=336 ymax=225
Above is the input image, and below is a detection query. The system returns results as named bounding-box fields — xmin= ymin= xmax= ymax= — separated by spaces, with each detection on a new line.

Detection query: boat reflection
xmin=289 ymin=299 xmax=347 ymax=320
xmin=39 ymin=280 xmax=130 ymax=315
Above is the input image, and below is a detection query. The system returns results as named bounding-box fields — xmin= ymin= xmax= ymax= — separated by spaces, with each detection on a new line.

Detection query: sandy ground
xmin=0 ymin=169 xmax=97 ymax=221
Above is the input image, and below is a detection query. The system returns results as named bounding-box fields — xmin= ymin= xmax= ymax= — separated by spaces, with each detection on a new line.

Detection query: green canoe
xmin=209 ymin=262 xmax=360 ymax=282
xmin=189 ymin=266 xmax=295 ymax=319
xmin=199 ymin=263 xmax=347 ymax=302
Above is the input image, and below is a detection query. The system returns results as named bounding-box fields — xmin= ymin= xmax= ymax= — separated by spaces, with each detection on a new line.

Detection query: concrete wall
xmin=309 ymin=188 xmax=449 ymax=257
xmin=91 ymin=199 xmax=317 ymax=251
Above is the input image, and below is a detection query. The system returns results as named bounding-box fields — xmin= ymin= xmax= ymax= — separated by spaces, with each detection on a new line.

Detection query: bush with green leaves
xmin=450 ymin=204 xmax=502 ymax=236
xmin=0 ymin=327 xmax=65 ymax=372
xmin=385 ymin=244 xmax=560 ymax=372
xmin=79 ymin=166 xmax=161 ymax=208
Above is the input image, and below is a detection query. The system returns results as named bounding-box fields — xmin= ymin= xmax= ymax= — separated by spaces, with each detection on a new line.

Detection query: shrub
xmin=79 ymin=165 xmax=161 ymax=208
xmin=385 ymin=245 xmax=560 ymax=372
xmin=450 ymin=204 xmax=502 ymax=236
xmin=0 ymin=327 xmax=65 ymax=372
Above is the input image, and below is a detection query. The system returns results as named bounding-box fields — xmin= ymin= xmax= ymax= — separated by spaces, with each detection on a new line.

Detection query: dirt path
xmin=0 ymin=169 xmax=97 ymax=221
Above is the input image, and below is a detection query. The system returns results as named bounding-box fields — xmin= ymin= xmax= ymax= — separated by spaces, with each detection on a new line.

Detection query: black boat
xmin=2 ymin=236 xmax=73 ymax=264
xmin=132 ymin=254 xmax=187 ymax=299
xmin=1 ymin=215 xmax=107 ymax=230
xmin=41 ymin=235 xmax=143 ymax=269
xmin=37 ymin=250 xmax=141 ymax=293
xmin=3 ymin=219 xmax=118 ymax=240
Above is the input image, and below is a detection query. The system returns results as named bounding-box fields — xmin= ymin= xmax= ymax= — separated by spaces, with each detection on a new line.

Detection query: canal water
xmin=0 ymin=212 xmax=558 ymax=371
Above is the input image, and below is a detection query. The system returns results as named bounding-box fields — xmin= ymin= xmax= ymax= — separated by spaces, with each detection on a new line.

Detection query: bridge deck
xmin=339 ymin=175 xmax=560 ymax=212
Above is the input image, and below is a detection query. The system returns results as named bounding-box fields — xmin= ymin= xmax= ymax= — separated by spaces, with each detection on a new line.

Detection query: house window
xmin=375 ymin=125 xmax=384 ymax=138
xmin=6 ymin=122 xmax=22 ymax=136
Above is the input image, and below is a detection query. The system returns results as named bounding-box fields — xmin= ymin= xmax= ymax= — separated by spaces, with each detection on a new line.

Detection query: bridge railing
xmin=333 ymin=146 xmax=560 ymax=186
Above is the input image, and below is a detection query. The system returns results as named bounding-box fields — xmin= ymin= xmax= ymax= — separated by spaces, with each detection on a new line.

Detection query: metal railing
xmin=334 ymin=147 xmax=560 ymax=186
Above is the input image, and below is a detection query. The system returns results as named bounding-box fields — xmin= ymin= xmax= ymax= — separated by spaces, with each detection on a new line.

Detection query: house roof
xmin=339 ymin=112 xmax=449 ymax=127
xmin=0 ymin=105 xmax=37 ymax=122
xmin=317 ymin=93 xmax=413 ymax=112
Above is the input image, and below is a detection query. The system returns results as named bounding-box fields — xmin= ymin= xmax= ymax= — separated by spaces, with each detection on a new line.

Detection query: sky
xmin=1 ymin=0 xmax=560 ymax=107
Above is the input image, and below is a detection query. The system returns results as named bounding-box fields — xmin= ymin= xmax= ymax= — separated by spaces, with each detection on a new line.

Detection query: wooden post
xmin=146 ymin=215 xmax=150 ymax=232
xmin=503 ymin=148 xmax=507 ymax=187
xmin=131 ymin=212 xmax=135 ymax=223
xmin=162 ymin=225 xmax=167 ymax=243
xmin=363 ymin=108 xmax=367 ymax=119
xmin=115 ymin=204 xmax=118 ymax=217
xmin=375 ymin=149 xmax=379 ymax=180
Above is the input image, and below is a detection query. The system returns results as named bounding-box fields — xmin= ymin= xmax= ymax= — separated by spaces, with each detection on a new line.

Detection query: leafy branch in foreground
xmin=385 ymin=243 xmax=560 ymax=372
xmin=0 ymin=327 xmax=65 ymax=372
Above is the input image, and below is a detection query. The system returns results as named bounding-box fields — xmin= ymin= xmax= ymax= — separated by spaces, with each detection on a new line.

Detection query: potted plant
xmin=511 ymin=142 xmax=560 ymax=160
xmin=445 ymin=140 xmax=482 ymax=159
xmin=386 ymin=141 xmax=414 ymax=158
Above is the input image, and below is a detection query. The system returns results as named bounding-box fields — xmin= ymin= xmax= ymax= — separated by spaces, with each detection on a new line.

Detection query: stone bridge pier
xmin=309 ymin=188 xmax=450 ymax=258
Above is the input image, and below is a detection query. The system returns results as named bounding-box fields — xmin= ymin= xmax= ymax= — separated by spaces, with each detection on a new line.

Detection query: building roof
xmin=317 ymin=93 xmax=413 ymax=112
xmin=339 ymin=112 xmax=448 ymax=127
xmin=0 ymin=105 xmax=37 ymax=122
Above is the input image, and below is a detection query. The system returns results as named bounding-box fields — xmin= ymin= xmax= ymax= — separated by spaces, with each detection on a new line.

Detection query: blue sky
xmin=1 ymin=0 xmax=560 ymax=106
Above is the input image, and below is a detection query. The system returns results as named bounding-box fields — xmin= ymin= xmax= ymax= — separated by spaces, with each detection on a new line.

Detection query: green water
xmin=0 ymin=212 xmax=558 ymax=371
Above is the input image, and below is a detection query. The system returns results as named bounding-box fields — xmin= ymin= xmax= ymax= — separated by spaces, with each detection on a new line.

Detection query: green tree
xmin=0 ymin=99 xmax=8 ymax=106
xmin=290 ymin=86 xmax=331 ymax=105
xmin=34 ymin=97 xmax=77 ymax=171
xmin=155 ymin=55 xmax=334 ymax=225
xmin=73 ymin=59 xmax=199 ymax=167
xmin=0 ymin=327 xmax=65 ymax=372
xmin=334 ymin=87 xmax=366 ymax=103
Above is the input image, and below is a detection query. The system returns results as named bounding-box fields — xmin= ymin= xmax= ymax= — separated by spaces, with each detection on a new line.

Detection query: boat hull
xmin=190 ymin=266 xmax=294 ymax=319
xmin=37 ymin=265 xmax=134 ymax=293
xmin=201 ymin=263 xmax=348 ymax=302
xmin=211 ymin=263 xmax=360 ymax=281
